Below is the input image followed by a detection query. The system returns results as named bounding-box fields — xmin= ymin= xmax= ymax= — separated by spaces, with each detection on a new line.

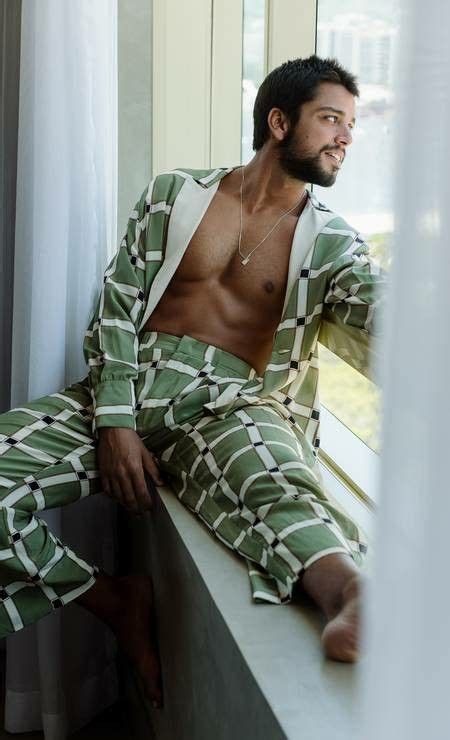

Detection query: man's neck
xmin=241 ymin=151 xmax=307 ymax=214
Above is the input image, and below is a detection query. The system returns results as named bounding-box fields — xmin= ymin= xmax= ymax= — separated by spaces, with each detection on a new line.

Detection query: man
xmin=0 ymin=56 xmax=383 ymax=707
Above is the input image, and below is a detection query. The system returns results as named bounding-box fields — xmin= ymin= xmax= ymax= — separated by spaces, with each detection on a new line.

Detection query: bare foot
xmin=321 ymin=575 xmax=363 ymax=663
xmin=111 ymin=575 xmax=163 ymax=707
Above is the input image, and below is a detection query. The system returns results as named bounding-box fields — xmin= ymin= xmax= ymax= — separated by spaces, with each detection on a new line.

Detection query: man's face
xmin=276 ymin=82 xmax=356 ymax=187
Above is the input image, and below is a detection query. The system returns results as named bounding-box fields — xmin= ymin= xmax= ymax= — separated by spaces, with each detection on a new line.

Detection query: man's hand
xmin=97 ymin=428 xmax=164 ymax=513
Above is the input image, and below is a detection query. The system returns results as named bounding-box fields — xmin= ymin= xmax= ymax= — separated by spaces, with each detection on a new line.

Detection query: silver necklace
xmin=238 ymin=165 xmax=307 ymax=266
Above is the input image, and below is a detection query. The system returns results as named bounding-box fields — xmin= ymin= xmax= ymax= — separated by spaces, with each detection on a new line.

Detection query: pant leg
xmin=0 ymin=378 xmax=101 ymax=636
xmin=153 ymin=404 xmax=367 ymax=604
xmin=135 ymin=332 xmax=367 ymax=605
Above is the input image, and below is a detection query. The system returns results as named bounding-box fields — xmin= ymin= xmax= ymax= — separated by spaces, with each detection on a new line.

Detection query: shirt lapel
xmin=267 ymin=192 xmax=338 ymax=372
xmin=139 ymin=169 xmax=233 ymax=331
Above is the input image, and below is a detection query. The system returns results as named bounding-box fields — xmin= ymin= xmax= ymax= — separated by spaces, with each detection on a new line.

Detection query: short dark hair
xmin=252 ymin=55 xmax=359 ymax=151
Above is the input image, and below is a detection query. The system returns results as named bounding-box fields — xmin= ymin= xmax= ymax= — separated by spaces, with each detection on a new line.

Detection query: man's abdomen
xmin=143 ymin=281 xmax=280 ymax=376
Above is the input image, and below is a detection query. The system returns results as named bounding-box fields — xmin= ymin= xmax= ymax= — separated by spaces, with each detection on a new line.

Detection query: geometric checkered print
xmin=134 ymin=332 xmax=368 ymax=605
xmin=0 ymin=380 xmax=100 ymax=636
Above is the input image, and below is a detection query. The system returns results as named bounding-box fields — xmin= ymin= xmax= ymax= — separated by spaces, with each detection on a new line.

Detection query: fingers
xmin=141 ymin=446 xmax=165 ymax=487
xmin=102 ymin=469 xmax=140 ymax=514
xmin=101 ymin=475 xmax=121 ymax=505
xmin=118 ymin=473 xmax=142 ymax=513
xmin=110 ymin=477 xmax=127 ymax=507
xmin=97 ymin=435 xmax=165 ymax=514
xmin=130 ymin=469 xmax=153 ymax=513
xmin=108 ymin=463 xmax=155 ymax=514
xmin=101 ymin=475 xmax=112 ymax=498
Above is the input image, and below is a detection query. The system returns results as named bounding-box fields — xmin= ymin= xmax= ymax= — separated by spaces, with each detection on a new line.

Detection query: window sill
xmin=124 ymin=483 xmax=367 ymax=740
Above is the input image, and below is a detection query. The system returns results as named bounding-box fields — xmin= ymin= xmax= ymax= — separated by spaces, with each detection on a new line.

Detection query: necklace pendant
xmin=241 ymin=256 xmax=250 ymax=266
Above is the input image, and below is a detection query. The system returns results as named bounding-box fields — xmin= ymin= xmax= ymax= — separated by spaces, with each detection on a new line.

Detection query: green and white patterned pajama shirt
xmin=0 ymin=167 xmax=384 ymax=634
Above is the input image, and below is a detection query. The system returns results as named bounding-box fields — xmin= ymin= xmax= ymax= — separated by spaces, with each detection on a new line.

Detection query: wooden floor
xmin=0 ymin=648 xmax=132 ymax=739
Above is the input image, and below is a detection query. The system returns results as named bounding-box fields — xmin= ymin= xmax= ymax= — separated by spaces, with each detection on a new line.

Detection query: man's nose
xmin=336 ymin=125 xmax=353 ymax=146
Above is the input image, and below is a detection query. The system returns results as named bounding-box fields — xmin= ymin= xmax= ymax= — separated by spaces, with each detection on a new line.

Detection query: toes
xmin=321 ymin=612 xmax=360 ymax=663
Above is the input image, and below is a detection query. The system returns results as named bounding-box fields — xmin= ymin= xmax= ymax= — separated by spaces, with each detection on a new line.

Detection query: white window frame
xmin=266 ymin=0 xmax=317 ymax=69
xmin=319 ymin=405 xmax=378 ymax=535
xmin=151 ymin=0 xmax=213 ymax=174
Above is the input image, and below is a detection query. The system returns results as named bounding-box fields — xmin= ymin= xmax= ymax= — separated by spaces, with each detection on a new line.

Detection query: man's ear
xmin=267 ymin=107 xmax=290 ymax=143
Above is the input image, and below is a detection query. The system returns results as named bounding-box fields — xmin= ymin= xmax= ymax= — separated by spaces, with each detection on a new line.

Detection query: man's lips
xmin=324 ymin=151 xmax=343 ymax=166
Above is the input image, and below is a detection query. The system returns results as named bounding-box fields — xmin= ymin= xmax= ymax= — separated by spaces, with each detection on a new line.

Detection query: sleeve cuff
xmin=91 ymin=380 xmax=136 ymax=437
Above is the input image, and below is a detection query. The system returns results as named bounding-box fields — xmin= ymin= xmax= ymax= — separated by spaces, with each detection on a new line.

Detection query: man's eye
xmin=325 ymin=115 xmax=338 ymax=123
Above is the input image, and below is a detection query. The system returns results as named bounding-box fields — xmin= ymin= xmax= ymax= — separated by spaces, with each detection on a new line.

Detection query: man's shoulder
xmin=142 ymin=166 xmax=236 ymax=211
xmin=153 ymin=166 xmax=233 ymax=189
xmin=309 ymin=191 xmax=360 ymax=241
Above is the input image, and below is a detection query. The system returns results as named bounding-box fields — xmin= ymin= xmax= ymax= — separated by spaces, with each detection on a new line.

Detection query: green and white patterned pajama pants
xmin=0 ymin=332 xmax=366 ymax=637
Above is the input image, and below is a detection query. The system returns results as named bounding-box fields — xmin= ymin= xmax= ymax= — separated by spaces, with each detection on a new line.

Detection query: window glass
xmin=241 ymin=0 xmax=266 ymax=164
xmin=319 ymin=344 xmax=381 ymax=453
xmin=315 ymin=2 xmax=400 ymax=451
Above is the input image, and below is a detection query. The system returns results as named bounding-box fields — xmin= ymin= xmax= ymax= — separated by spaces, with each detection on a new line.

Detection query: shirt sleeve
xmin=319 ymin=234 xmax=387 ymax=379
xmin=323 ymin=235 xmax=386 ymax=336
xmin=83 ymin=183 xmax=152 ymax=437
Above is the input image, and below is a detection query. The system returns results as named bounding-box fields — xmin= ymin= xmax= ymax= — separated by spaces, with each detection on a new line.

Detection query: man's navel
xmin=264 ymin=280 xmax=275 ymax=294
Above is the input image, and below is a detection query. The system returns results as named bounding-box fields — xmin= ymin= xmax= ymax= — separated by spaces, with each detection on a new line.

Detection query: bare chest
xmin=171 ymin=191 xmax=299 ymax=307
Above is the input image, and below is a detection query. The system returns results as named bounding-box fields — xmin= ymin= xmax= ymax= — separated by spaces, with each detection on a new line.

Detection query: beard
xmin=277 ymin=130 xmax=338 ymax=187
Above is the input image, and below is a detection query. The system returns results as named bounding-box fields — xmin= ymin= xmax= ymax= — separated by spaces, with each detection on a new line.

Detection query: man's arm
xmin=83 ymin=182 xmax=153 ymax=438
xmin=319 ymin=234 xmax=386 ymax=378
xmin=324 ymin=234 xmax=384 ymax=334
xmin=83 ymin=180 xmax=166 ymax=512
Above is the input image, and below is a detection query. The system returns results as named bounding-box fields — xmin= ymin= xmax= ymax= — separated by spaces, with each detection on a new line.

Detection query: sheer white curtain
xmin=6 ymin=2 xmax=120 ymax=738
xmin=360 ymin=0 xmax=450 ymax=737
